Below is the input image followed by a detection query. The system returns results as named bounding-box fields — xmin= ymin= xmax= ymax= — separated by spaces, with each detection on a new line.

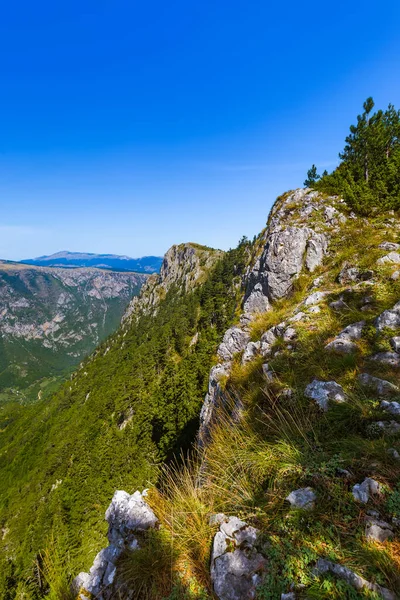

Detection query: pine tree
xmin=304 ymin=164 xmax=320 ymax=187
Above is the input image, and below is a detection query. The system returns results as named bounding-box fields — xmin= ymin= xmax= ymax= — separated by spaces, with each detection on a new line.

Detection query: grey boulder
xmin=352 ymin=478 xmax=383 ymax=503
xmin=304 ymin=380 xmax=346 ymax=411
xmin=365 ymin=517 xmax=394 ymax=543
xmin=314 ymin=558 xmax=396 ymax=599
xmin=370 ymin=352 xmax=400 ymax=367
xmin=218 ymin=327 xmax=251 ymax=362
xmin=286 ymin=487 xmax=316 ymax=510
xmin=358 ymin=373 xmax=399 ymax=396
xmin=381 ymin=400 xmax=400 ymax=416
xmin=210 ymin=515 xmax=267 ymax=600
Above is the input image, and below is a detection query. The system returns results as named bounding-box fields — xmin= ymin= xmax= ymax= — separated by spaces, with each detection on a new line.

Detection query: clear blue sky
xmin=1 ymin=1 xmax=400 ymax=260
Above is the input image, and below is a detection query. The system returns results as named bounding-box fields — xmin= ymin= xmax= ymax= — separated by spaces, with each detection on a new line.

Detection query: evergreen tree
xmin=314 ymin=97 xmax=400 ymax=213
xmin=304 ymin=164 xmax=320 ymax=187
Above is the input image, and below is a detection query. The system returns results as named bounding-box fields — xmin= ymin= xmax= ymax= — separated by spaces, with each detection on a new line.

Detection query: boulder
xmin=374 ymin=420 xmax=400 ymax=435
xmin=377 ymin=252 xmax=400 ymax=265
xmin=218 ymin=327 xmax=251 ymax=362
xmin=379 ymin=241 xmax=400 ymax=251
xmin=380 ymin=400 xmax=400 ymax=416
xmin=365 ymin=517 xmax=394 ymax=543
xmin=314 ymin=558 xmax=396 ymax=599
xmin=304 ymin=380 xmax=346 ymax=411
xmin=375 ymin=306 xmax=400 ymax=331
xmin=210 ymin=516 xmax=267 ymax=600
xmin=352 ymin=478 xmax=382 ymax=503
xmin=73 ymin=490 xmax=158 ymax=599
xmin=242 ymin=341 xmax=261 ymax=364
xmin=358 ymin=373 xmax=399 ymax=396
xmin=286 ymin=487 xmax=316 ymax=510
xmin=390 ymin=336 xmax=400 ymax=353
xmin=371 ymin=352 xmax=400 ymax=367
xmin=325 ymin=338 xmax=358 ymax=354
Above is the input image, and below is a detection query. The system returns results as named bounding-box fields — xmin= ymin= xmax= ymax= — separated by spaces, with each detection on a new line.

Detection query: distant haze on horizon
xmin=1 ymin=0 xmax=400 ymax=261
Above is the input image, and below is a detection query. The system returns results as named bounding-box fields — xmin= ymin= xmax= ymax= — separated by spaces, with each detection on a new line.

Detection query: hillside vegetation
xmin=0 ymin=242 xmax=250 ymax=598
xmin=1 ymin=102 xmax=400 ymax=600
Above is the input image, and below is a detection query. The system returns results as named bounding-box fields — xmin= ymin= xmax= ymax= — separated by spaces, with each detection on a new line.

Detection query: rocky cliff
xmin=123 ymin=242 xmax=224 ymax=322
xmin=0 ymin=262 xmax=146 ymax=402
xmin=75 ymin=188 xmax=400 ymax=600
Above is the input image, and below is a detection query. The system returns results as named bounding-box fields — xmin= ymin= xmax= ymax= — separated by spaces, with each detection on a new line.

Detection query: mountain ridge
xmin=20 ymin=251 xmax=163 ymax=273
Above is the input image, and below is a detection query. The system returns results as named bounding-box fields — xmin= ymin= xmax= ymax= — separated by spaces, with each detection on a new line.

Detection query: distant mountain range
xmin=20 ymin=251 xmax=163 ymax=273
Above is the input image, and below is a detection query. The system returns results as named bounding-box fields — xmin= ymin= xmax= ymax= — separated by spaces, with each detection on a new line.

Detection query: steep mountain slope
xmin=21 ymin=251 xmax=163 ymax=273
xmin=0 ymin=262 xmax=146 ymax=403
xmin=0 ymin=241 xmax=244 ymax=598
xmin=76 ymin=189 xmax=400 ymax=600
xmin=1 ymin=190 xmax=400 ymax=600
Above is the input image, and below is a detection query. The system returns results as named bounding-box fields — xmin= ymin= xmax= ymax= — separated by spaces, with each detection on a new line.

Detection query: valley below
xmin=0 ymin=261 xmax=147 ymax=404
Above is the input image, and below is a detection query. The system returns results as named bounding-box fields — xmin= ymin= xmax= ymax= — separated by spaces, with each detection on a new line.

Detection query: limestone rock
xmin=243 ymin=190 xmax=335 ymax=317
xmin=242 ymin=341 xmax=261 ymax=364
xmin=325 ymin=338 xmax=358 ymax=354
xmin=218 ymin=327 xmax=251 ymax=362
xmin=377 ymin=251 xmax=400 ymax=265
xmin=375 ymin=305 xmax=400 ymax=331
xmin=390 ymin=336 xmax=400 ymax=352
xmin=381 ymin=400 xmax=400 ymax=416
xmin=365 ymin=517 xmax=394 ymax=543
xmin=338 ymin=321 xmax=365 ymax=340
xmin=283 ymin=327 xmax=297 ymax=342
xmin=371 ymin=352 xmax=400 ymax=367
xmin=374 ymin=420 xmax=400 ymax=435
xmin=304 ymin=380 xmax=346 ymax=411
xmin=379 ymin=241 xmax=400 ymax=251
xmin=329 ymin=297 xmax=348 ymax=310
xmin=243 ymin=283 xmax=271 ymax=315
xmin=338 ymin=265 xmax=374 ymax=284
xmin=305 ymin=233 xmax=328 ymax=272
xmin=303 ymin=291 xmax=329 ymax=307
xmin=352 ymin=478 xmax=383 ymax=503
xmin=314 ymin=558 xmax=396 ymax=599
xmin=262 ymin=363 xmax=275 ymax=382
xmin=73 ymin=490 xmax=158 ymax=599
xmin=198 ymin=363 xmax=231 ymax=446
xmin=286 ymin=487 xmax=316 ymax=510
xmin=210 ymin=515 xmax=267 ymax=600
xmin=358 ymin=373 xmax=399 ymax=396
xmin=388 ymin=447 xmax=400 ymax=460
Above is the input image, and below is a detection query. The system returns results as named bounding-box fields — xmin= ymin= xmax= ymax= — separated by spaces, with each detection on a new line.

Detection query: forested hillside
xmin=0 ymin=241 xmax=250 ymax=598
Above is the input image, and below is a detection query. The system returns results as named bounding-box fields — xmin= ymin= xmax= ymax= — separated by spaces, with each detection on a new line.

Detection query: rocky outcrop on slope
xmin=123 ymin=243 xmax=224 ymax=322
xmin=242 ymin=189 xmax=343 ymax=318
xmin=73 ymin=490 xmax=158 ymax=599
xmin=199 ymin=189 xmax=348 ymax=444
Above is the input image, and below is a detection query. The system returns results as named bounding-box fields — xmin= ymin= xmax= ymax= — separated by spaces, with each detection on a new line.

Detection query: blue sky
xmin=1 ymin=1 xmax=400 ymax=260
